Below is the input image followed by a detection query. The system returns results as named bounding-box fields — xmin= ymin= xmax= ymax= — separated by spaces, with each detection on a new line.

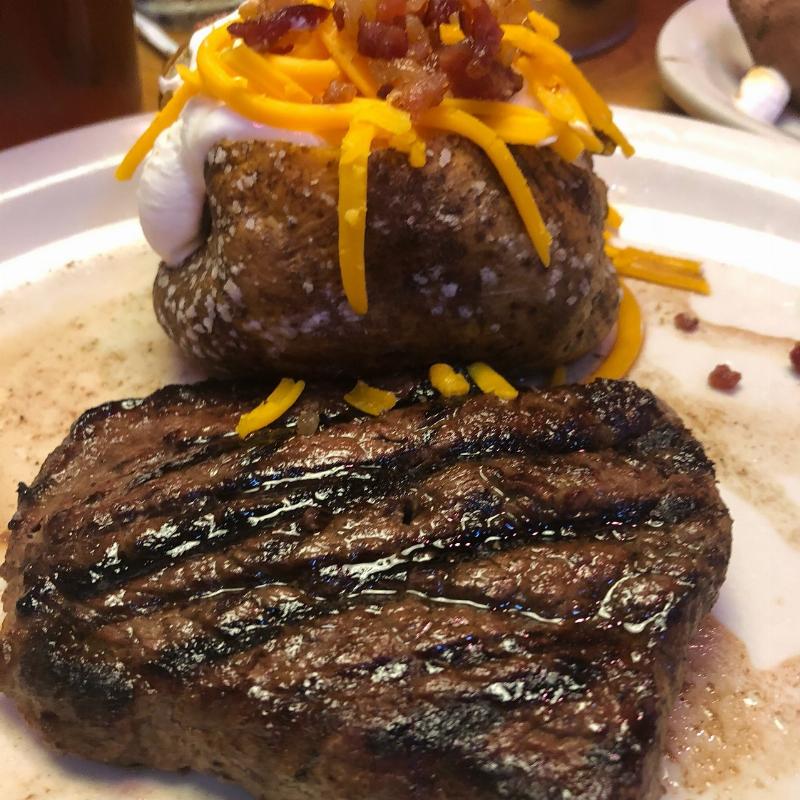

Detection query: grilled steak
xmin=0 ymin=379 xmax=731 ymax=800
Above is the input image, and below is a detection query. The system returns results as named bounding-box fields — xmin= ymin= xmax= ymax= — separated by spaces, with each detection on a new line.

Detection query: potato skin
xmin=730 ymin=0 xmax=800 ymax=98
xmin=153 ymin=136 xmax=618 ymax=378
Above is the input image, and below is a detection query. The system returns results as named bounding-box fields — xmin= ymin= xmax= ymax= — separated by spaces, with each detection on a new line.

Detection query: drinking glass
xmin=134 ymin=0 xmax=239 ymax=27
xmin=534 ymin=0 xmax=637 ymax=60
xmin=0 ymin=0 xmax=141 ymax=149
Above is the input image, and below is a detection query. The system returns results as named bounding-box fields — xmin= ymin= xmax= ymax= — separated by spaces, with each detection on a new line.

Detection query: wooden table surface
xmin=136 ymin=0 xmax=686 ymax=113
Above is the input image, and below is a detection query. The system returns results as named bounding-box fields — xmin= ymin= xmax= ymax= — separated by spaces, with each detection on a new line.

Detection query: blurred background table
xmin=136 ymin=0 xmax=687 ymax=113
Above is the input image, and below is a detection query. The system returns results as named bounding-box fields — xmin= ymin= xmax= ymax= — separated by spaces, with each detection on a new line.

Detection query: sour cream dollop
xmin=138 ymin=10 xmax=324 ymax=266
xmin=138 ymin=97 xmax=324 ymax=266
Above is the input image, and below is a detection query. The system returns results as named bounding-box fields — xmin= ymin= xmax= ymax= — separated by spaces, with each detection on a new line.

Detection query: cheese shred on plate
xmin=587 ymin=282 xmax=644 ymax=381
xmin=116 ymin=5 xmax=634 ymax=313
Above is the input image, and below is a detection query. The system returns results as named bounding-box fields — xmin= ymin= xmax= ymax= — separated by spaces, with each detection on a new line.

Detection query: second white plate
xmin=657 ymin=0 xmax=800 ymax=141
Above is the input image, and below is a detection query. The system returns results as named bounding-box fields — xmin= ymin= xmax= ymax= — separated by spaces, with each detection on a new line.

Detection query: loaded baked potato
xmin=122 ymin=0 xmax=631 ymax=379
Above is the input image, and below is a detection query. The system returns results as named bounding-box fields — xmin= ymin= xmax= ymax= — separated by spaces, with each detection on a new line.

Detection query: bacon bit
xmin=674 ymin=312 xmax=699 ymax=332
xmin=377 ymin=0 xmax=408 ymax=25
xmin=228 ymin=5 xmax=330 ymax=53
xmin=438 ymin=42 xmax=522 ymax=99
xmin=406 ymin=0 xmax=428 ymax=14
xmin=460 ymin=0 xmax=503 ymax=61
xmin=406 ymin=13 xmax=434 ymax=60
xmin=708 ymin=364 xmax=741 ymax=392
xmin=358 ymin=17 xmax=409 ymax=58
xmin=425 ymin=0 xmax=461 ymax=27
xmin=432 ymin=0 xmax=512 ymax=99
xmin=323 ymin=79 xmax=358 ymax=103
xmin=791 ymin=342 xmax=800 ymax=375
xmin=322 ymin=0 xmax=522 ymax=104
xmin=389 ymin=69 xmax=449 ymax=112
xmin=332 ymin=1 xmax=346 ymax=29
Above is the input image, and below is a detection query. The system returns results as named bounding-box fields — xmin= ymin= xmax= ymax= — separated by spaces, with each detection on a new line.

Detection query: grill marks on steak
xmin=0 ymin=379 xmax=731 ymax=800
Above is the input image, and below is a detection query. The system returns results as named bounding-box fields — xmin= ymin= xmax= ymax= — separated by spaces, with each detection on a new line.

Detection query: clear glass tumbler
xmin=534 ymin=0 xmax=637 ymax=60
xmin=0 ymin=0 xmax=142 ymax=149
xmin=134 ymin=0 xmax=240 ymax=27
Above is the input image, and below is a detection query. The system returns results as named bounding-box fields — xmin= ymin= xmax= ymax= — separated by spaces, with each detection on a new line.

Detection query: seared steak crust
xmin=0 ymin=379 xmax=731 ymax=800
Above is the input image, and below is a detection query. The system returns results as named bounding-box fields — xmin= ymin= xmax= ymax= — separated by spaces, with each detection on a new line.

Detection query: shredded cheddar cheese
xmin=262 ymin=54 xmax=342 ymax=95
xmin=467 ymin=362 xmax=519 ymax=400
xmin=524 ymin=71 xmax=604 ymax=153
xmin=197 ymin=27 xmax=377 ymax=133
xmin=319 ymin=18 xmax=378 ymax=97
xmin=611 ymin=260 xmax=711 ymax=294
xmin=587 ymin=282 xmax=643 ymax=381
xmin=501 ymin=24 xmax=634 ymax=157
xmin=444 ymin=98 xmax=557 ymax=144
xmin=527 ymin=10 xmax=560 ymax=41
xmin=344 ymin=380 xmax=398 ymax=415
xmin=221 ymin=44 xmax=312 ymax=103
xmin=115 ymin=81 xmax=197 ymax=180
xmin=550 ymin=125 xmax=587 ymax=162
xmin=606 ymin=244 xmax=709 ymax=294
xmin=236 ymin=378 xmax=306 ymax=437
xmin=608 ymin=244 xmax=703 ymax=275
xmin=429 ymin=363 xmax=470 ymax=397
xmin=338 ymin=119 xmax=376 ymax=315
xmin=606 ymin=205 xmax=623 ymax=230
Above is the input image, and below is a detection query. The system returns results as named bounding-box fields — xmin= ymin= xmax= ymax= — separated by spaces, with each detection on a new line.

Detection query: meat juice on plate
xmin=0 ymin=245 xmax=799 ymax=799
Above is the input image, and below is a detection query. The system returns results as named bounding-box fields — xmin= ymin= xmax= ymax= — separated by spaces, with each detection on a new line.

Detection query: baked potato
xmin=153 ymin=135 xmax=618 ymax=378
xmin=730 ymin=0 xmax=800 ymax=100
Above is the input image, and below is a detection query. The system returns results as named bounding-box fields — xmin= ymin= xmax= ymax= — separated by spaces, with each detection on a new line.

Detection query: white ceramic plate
xmin=1 ymin=110 xmax=800 ymax=799
xmin=657 ymin=0 xmax=800 ymax=141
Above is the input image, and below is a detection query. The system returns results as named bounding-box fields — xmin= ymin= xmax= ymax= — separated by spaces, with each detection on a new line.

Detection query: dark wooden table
xmin=135 ymin=0 xmax=686 ymax=113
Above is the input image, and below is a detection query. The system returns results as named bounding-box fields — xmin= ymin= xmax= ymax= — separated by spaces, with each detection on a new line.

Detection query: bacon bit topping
xmin=322 ymin=79 xmax=358 ymax=103
xmin=438 ymin=42 xmax=522 ymax=99
xmin=674 ymin=312 xmax=699 ymax=332
xmin=425 ymin=0 xmax=461 ymax=27
xmin=790 ymin=342 xmax=800 ymax=375
xmin=229 ymin=5 xmax=330 ymax=53
xmin=708 ymin=364 xmax=741 ymax=392
xmin=389 ymin=69 xmax=449 ymax=112
xmin=332 ymin=1 xmax=346 ymax=29
xmin=461 ymin=0 xmax=503 ymax=61
xmin=376 ymin=0 xmax=407 ymax=25
xmin=357 ymin=17 xmax=409 ymax=59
